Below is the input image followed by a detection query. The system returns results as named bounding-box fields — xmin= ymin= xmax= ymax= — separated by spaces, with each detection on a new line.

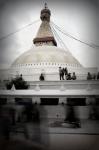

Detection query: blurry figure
xmin=59 ymin=67 xmax=64 ymax=80
xmin=64 ymin=67 xmax=68 ymax=79
xmin=0 ymin=105 xmax=11 ymax=140
xmin=20 ymin=74 xmax=23 ymax=80
xmin=88 ymin=97 xmax=97 ymax=120
xmin=32 ymin=104 xmax=40 ymax=122
xmin=66 ymin=73 xmax=71 ymax=80
xmin=16 ymin=105 xmax=25 ymax=123
xmin=64 ymin=100 xmax=81 ymax=128
xmin=71 ymin=72 xmax=76 ymax=80
xmin=5 ymin=102 xmax=16 ymax=126
xmin=0 ymin=102 xmax=16 ymax=126
xmin=97 ymin=72 xmax=99 ymax=80
xmin=24 ymin=103 xmax=33 ymax=122
xmin=9 ymin=104 xmax=16 ymax=126
xmin=39 ymin=73 xmax=45 ymax=81
xmin=32 ymin=104 xmax=41 ymax=143
xmin=39 ymin=105 xmax=50 ymax=147
xmin=87 ymin=72 xmax=92 ymax=80
xmin=32 ymin=105 xmax=50 ymax=148
xmin=62 ymin=68 xmax=65 ymax=80
xmin=59 ymin=67 xmax=62 ymax=80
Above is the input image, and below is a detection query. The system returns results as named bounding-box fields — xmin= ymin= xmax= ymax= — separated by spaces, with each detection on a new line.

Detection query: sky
xmin=0 ymin=0 xmax=99 ymax=69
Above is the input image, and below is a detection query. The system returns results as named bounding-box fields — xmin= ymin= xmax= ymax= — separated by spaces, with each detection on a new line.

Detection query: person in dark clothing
xmin=64 ymin=67 xmax=68 ymax=79
xmin=9 ymin=106 xmax=16 ymax=126
xmin=32 ymin=104 xmax=40 ymax=123
xmin=64 ymin=101 xmax=81 ymax=128
xmin=24 ymin=104 xmax=33 ymax=122
xmin=71 ymin=72 xmax=76 ymax=80
xmin=39 ymin=73 xmax=44 ymax=81
xmin=97 ymin=72 xmax=99 ymax=80
xmin=0 ymin=106 xmax=11 ymax=140
xmin=87 ymin=72 xmax=92 ymax=80
xmin=62 ymin=68 xmax=65 ymax=80
xmin=66 ymin=73 xmax=71 ymax=80
xmin=59 ymin=67 xmax=63 ymax=80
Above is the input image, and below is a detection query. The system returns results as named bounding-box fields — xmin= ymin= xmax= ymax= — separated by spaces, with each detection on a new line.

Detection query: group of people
xmin=87 ymin=72 xmax=99 ymax=80
xmin=59 ymin=67 xmax=76 ymax=80
xmin=39 ymin=68 xmax=99 ymax=81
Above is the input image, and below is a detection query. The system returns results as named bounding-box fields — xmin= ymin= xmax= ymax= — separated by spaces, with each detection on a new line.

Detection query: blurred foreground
xmin=0 ymin=103 xmax=99 ymax=150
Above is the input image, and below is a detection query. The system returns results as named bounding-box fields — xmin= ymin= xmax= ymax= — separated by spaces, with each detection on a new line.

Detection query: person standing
xmin=87 ymin=72 xmax=92 ymax=80
xmin=39 ymin=73 xmax=45 ymax=81
xmin=64 ymin=67 xmax=68 ymax=80
xmin=97 ymin=72 xmax=99 ymax=80
xmin=62 ymin=68 xmax=65 ymax=80
xmin=59 ymin=67 xmax=62 ymax=80
xmin=0 ymin=106 xmax=11 ymax=140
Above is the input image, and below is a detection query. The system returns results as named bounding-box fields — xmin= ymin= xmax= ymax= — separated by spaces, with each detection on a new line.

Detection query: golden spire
xmin=33 ymin=4 xmax=57 ymax=46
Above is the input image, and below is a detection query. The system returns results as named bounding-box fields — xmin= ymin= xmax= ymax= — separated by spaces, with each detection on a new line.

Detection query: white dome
xmin=12 ymin=46 xmax=81 ymax=67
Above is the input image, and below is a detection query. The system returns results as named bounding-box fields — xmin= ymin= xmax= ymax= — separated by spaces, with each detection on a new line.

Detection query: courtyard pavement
xmin=10 ymin=118 xmax=99 ymax=138
xmin=0 ymin=119 xmax=99 ymax=150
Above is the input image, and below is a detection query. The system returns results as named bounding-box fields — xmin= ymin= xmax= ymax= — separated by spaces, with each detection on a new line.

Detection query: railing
xmin=5 ymin=73 xmax=88 ymax=81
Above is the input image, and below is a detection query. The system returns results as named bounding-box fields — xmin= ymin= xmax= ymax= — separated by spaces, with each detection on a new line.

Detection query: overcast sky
xmin=0 ymin=0 xmax=99 ymax=69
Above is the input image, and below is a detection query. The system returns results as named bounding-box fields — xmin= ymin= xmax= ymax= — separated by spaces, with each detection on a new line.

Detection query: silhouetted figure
xmin=24 ymin=104 xmax=33 ymax=122
xmin=64 ymin=102 xmax=81 ymax=128
xmin=87 ymin=72 xmax=92 ymax=80
xmin=88 ymin=98 xmax=98 ymax=120
xmin=66 ymin=73 xmax=71 ymax=80
xmin=20 ymin=74 xmax=23 ymax=80
xmin=32 ymin=105 xmax=43 ymax=145
xmin=32 ymin=104 xmax=40 ymax=123
xmin=97 ymin=72 xmax=99 ymax=80
xmin=39 ymin=73 xmax=45 ymax=81
xmin=64 ymin=67 xmax=68 ymax=79
xmin=59 ymin=67 xmax=63 ymax=80
xmin=8 ymin=105 xmax=16 ymax=126
xmin=71 ymin=72 xmax=76 ymax=80
xmin=62 ymin=68 xmax=65 ymax=80
xmin=0 ymin=106 xmax=11 ymax=140
xmin=38 ymin=105 xmax=49 ymax=147
xmin=16 ymin=105 xmax=24 ymax=123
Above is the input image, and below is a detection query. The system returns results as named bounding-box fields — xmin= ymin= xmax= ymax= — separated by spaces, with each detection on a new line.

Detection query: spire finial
xmin=44 ymin=2 xmax=48 ymax=9
xmin=40 ymin=2 xmax=51 ymax=22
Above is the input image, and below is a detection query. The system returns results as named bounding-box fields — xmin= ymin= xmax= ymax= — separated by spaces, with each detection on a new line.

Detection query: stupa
xmin=10 ymin=3 xmax=97 ymax=81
